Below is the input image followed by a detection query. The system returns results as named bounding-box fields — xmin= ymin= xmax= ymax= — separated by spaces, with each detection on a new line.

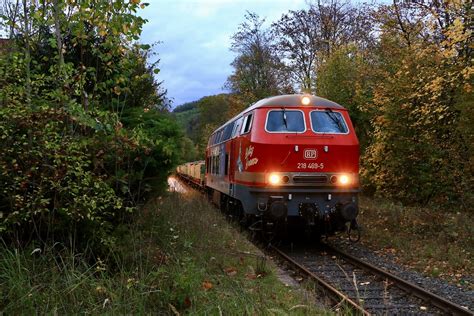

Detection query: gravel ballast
xmin=329 ymin=237 xmax=474 ymax=313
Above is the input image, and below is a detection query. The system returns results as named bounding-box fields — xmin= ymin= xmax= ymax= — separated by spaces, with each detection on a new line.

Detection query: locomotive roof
xmin=246 ymin=94 xmax=345 ymax=112
xmin=211 ymin=94 xmax=346 ymax=136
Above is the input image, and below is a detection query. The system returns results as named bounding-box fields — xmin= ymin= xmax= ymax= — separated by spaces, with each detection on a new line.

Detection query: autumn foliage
xmin=0 ymin=0 xmax=183 ymax=250
xmin=357 ymin=4 xmax=472 ymax=205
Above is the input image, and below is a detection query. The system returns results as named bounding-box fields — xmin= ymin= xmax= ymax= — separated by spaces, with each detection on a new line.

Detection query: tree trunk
xmin=52 ymin=0 xmax=64 ymax=91
xmin=22 ymin=0 xmax=31 ymax=108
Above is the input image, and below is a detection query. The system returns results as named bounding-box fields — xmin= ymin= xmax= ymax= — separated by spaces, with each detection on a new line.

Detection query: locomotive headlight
xmin=269 ymin=173 xmax=281 ymax=185
xmin=301 ymin=96 xmax=311 ymax=105
xmin=331 ymin=174 xmax=354 ymax=186
xmin=339 ymin=174 xmax=350 ymax=185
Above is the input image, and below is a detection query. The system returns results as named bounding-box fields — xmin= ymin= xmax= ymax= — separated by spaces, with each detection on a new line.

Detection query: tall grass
xmin=1 ymin=191 xmax=324 ymax=314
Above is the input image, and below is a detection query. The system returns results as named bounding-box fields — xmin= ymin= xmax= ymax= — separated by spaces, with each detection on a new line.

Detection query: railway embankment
xmin=0 ymin=189 xmax=326 ymax=314
xmin=138 ymin=190 xmax=327 ymax=314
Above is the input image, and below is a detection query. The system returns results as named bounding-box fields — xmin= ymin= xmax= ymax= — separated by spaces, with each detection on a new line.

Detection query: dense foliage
xmin=317 ymin=2 xmax=473 ymax=205
xmin=0 ymin=0 xmax=183 ymax=251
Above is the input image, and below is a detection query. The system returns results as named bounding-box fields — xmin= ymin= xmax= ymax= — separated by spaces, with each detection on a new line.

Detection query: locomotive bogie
xmin=232 ymin=182 xmax=358 ymax=228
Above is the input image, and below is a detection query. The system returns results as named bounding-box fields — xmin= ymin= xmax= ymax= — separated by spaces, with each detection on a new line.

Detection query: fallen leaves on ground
xmin=183 ymin=297 xmax=191 ymax=308
xmin=224 ymin=267 xmax=237 ymax=276
xmin=245 ymin=273 xmax=257 ymax=280
xmin=202 ymin=280 xmax=213 ymax=290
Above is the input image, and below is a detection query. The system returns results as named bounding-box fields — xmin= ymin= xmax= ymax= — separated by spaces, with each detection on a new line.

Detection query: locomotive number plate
xmin=297 ymin=162 xmax=324 ymax=170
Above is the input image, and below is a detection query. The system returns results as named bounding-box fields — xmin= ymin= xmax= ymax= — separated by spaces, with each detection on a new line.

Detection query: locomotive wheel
xmin=261 ymin=217 xmax=289 ymax=244
xmin=262 ymin=219 xmax=275 ymax=244
xmin=239 ymin=214 xmax=253 ymax=232
xmin=247 ymin=217 xmax=263 ymax=241
xmin=312 ymin=229 xmax=322 ymax=243
xmin=347 ymin=219 xmax=361 ymax=242
xmin=226 ymin=199 xmax=243 ymax=223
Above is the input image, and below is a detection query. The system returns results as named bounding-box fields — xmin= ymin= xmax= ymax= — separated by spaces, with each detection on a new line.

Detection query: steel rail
xmin=174 ymin=177 xmax=367 ymax=313
xmin=172 ymin=177 xmax=471 ymax=315
xmin=324 ymin=244 xmax=473 ymax=316
xmin=269 ymin=244 xmax=370 ymax=316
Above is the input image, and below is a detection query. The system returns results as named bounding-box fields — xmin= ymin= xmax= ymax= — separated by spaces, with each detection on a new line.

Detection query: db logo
xmin=304 ymin=149 xmax=318 ymax=160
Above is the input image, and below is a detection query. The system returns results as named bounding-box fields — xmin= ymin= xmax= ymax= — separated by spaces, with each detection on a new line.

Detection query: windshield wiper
xmin=325 ymin=108 xmax=344 ymax=131
xmin=282 ymin=107 xmax=288 ymax=130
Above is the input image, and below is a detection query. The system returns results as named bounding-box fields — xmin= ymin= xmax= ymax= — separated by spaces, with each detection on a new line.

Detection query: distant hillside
xmin=173 ymin=101 xmax=201 ymax=142
xmin=173 ymin=101 xmax=198 ymax=113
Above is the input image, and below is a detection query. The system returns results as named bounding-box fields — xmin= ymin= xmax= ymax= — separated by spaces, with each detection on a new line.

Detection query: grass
xmin=0 ymin=191 xmax=327 ymax=314
xmin=358 ymin=196 xmax=473 ymax=289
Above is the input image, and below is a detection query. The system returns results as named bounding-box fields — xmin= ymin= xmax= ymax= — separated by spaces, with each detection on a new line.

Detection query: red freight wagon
xmin=205 ymin=94 xmax=360 ymax=239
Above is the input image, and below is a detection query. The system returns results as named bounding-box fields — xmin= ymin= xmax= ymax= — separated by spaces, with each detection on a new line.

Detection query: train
xmin=176 ymin=94 xmax=360 ymax=240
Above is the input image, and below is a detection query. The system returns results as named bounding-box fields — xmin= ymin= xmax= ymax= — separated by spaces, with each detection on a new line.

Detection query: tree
xmin=309 ymin=1 xmax=472 ymax=205
xmin=272 ymin=1 xmax=375 ymax=93
xmin=314 ymin=0 xmax=356 ymax=55
xmin=226 ymin=12 xmax=288 ymax=105
xmin=315 ymin=44 xmax=374 ymax=147
xmin=362 ymin=3 xmax=473 ymax=205
xmin=196 ymin=94 xmax=231 ymax=153
xmin=272 ymin=8 xmax=320 ymax=92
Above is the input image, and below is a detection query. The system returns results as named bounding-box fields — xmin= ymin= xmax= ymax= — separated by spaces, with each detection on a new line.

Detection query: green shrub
xmin=0 ymin=102 xmax=181 ymax=252
xmin=120 ymin=107 xmax=183 ymax=196
xmin=0 ymin=1 xmax=184 ymax=255
xmin=0 ymin=104 xmax=114 ymax=247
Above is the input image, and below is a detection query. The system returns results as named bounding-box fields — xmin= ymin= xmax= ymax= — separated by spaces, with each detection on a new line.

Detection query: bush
xmin=120 ymin=107 xmax=183 ymax=196
xmin=0 ymin=1 xmax=184 ymax=255
xmin=0 ymin=101 xmax=181 ymax=252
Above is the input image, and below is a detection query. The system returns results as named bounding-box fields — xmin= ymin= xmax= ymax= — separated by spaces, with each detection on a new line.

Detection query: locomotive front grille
xmin=292 ymin=175 xmax=328 ymax=184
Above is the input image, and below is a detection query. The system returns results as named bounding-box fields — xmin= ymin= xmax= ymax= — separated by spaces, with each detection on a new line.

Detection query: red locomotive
xmin=179 ymin=94 xmax=360 ymax=239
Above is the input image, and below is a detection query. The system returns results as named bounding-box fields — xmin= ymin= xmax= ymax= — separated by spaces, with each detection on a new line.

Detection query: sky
xmin=140 ymin=0 xmax=308 ymax=107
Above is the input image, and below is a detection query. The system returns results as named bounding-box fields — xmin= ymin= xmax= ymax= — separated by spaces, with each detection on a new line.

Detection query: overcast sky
xmin=140 ymin=0 xmax=308 ymax=107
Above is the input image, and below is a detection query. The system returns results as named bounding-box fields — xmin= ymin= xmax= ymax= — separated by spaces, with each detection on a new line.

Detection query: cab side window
xmin=222 ymin=122 xmax=234 ymax=142
xmin=232 ymin=117 xmax=243 ymax=138
xmin=241 ymin=113 xmax=253 ymax=134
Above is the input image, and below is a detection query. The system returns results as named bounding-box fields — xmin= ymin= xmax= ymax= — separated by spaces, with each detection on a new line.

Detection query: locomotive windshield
xmin=310 ymin=110 xmax=348 ymax=134
xmin=266 ymin=110 xmax=305 ymax=132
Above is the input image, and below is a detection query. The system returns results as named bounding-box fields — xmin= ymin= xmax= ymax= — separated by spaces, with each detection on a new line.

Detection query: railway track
xmin=269 ymin=243 xmax=472 ymax=315
xmin=173 ymin=176 xmax=472 ymax=315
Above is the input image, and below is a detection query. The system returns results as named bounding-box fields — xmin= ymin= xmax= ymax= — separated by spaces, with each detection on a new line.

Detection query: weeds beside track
xmin=0 ymin=188 xmax=325 ymax=314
